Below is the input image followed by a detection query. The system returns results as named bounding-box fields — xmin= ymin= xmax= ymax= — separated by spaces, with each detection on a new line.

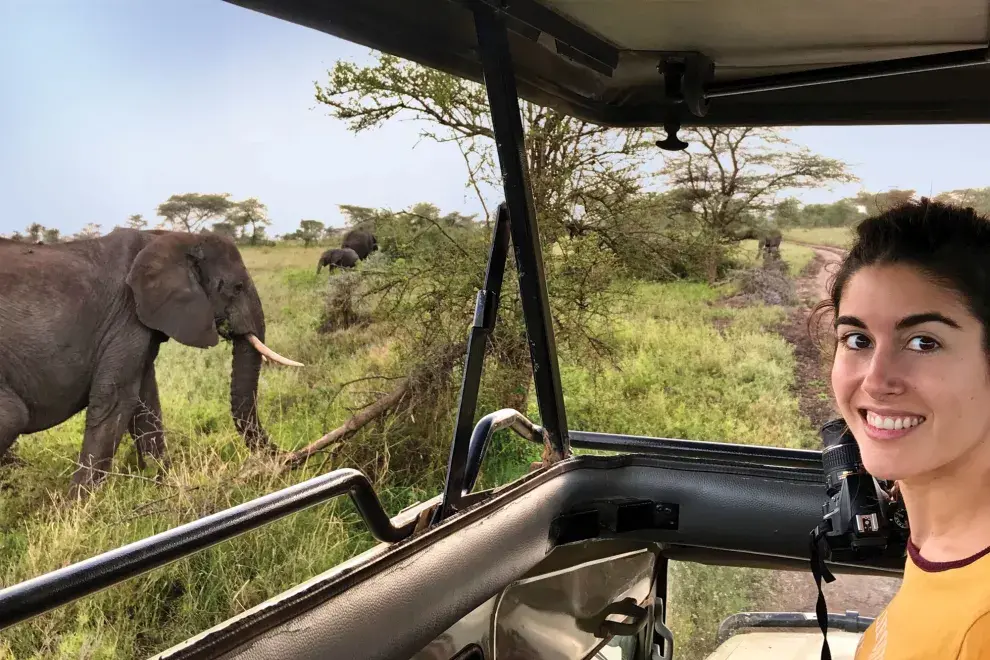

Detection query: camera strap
xmin=810 ymin=522 xmax=837 ymax=660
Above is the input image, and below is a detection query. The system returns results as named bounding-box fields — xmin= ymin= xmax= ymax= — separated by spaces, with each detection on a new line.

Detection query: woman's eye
xmin=842 ymin=333 xmax=871 ymax=350
xmin=907 ymin=336 xmax=940 ymax=352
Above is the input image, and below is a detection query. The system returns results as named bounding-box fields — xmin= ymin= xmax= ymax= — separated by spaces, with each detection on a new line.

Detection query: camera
xmin=817 ymin=418 xmax=909 ymax=562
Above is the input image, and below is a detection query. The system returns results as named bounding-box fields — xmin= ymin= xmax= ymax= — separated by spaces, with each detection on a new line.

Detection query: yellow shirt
xmin=854 ymin=540 xmax=990 ymax=659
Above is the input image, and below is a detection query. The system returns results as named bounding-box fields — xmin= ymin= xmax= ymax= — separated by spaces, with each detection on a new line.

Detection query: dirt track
xmin=757 ymin=243 xmax=901 ymax=618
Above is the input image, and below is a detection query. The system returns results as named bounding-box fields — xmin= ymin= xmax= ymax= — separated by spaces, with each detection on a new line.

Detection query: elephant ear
xmin=126 ymin=234 xmax=219 ymax=348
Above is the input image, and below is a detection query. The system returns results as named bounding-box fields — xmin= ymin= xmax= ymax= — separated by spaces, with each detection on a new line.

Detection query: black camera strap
xmin=810 ymin=522 xmax=837 ymax=660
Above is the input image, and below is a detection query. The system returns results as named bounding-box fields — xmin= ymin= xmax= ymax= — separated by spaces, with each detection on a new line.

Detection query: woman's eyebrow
xmin=895 ymin=312 xmax=961 ymax=329
xmin=833 ymin=312 xmax=961 ymax=330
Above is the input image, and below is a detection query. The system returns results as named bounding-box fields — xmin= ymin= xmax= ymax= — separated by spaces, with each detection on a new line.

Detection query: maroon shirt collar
xmin=908 ymin=538 xmax=990 ymax=572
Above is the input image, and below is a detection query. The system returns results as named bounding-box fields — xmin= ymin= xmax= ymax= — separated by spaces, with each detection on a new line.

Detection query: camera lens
xmin=820 ymin=418 xmax=865 ymax=496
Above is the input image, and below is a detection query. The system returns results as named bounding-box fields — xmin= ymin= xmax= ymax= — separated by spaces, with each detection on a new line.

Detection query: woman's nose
xmin=861 ymin=349 xmax=906 ymax=399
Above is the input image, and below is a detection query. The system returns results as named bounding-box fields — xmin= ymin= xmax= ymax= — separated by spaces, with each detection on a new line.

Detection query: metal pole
xmin=472 ymin=2 xmax=570 ymax=460
xmin=435 ymin=204 xmax=512 ymax=522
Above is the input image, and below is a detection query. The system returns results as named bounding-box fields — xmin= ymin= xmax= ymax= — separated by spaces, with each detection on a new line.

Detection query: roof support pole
xmin=471 ymin=2 xmax=570 ymax=462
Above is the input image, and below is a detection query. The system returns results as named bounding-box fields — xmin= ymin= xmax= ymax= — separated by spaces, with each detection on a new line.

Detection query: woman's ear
xmin=126 ymin=233 xmax=219 ymax=348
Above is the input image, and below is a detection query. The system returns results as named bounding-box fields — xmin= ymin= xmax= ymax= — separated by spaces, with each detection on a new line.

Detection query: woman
xmin=820 ymin=198 xmax=990 ymax=658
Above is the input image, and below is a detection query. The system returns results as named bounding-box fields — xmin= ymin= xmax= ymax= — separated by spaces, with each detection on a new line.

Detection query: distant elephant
xmin=0 ymin=228 xmax=303 ymax=498
xmin=341 ymin=229 xmax=378 ymax=260
xmin=316 ymin=247 xmax=360 ymax=274
xmin=758 ymin=229 xmax=783 ymax=257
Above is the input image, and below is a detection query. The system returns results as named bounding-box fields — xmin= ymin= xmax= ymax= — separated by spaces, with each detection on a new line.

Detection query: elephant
xmin=0 ymin=228 xmax=303 ymax=498
xmin=341 ymin=229 xmax=378 ymax=260
xmin=758 ymin=229 xmax=782 ymax=258
xmin=316 ymin=247 xmax=360 ymax=274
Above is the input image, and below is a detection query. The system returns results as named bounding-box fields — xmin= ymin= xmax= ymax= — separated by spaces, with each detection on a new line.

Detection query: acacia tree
xmin=157 ymin=193 xmax=233 ymax=233
xmin=934 ymin=187 xmax=990 ymax=215
xmin=75 ymin=223 xmax=102 ymax=240
xmin=286 ymin=219 xmax=326 ymax=247
xmin=315 ymin=53 xmax=655 ymax=247
xmin=659 ymin=127 xmax=856 ymax=281
xmin=226 ymin=198 xmax=271 ymax=244
xmin=127 ymin=213 xmax=148 ymax=230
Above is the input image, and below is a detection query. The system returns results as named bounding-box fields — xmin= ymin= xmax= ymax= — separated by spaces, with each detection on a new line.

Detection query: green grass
xmin=0 ymin=245 xmax=816 ymax=659
xmin=781 ymin=227 xmax=855 ymax=249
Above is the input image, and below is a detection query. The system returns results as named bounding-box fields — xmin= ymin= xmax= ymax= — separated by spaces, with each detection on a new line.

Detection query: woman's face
xmin=831 ymin=263 xmax=990 ymax=482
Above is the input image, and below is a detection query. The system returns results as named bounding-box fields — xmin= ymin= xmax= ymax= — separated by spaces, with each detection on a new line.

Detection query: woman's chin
xmin=860 ymin=450 xmax=917 ymax=482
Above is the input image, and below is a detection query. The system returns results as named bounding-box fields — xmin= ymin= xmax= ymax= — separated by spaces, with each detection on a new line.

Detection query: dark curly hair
xmin=812 ymin=197 xmax=990 ymax=354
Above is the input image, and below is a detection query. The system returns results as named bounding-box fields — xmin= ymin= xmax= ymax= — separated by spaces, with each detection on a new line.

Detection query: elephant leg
xmin=128 ymin=363 xmax=168 ymax=474
xmin=69 ymin=367 xmax=143 ymax=500
xmin=0 ymin=389 xmax=29 ymax=462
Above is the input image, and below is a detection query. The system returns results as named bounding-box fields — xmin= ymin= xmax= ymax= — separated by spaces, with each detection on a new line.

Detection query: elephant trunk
xmin=230 ymin=336 xmax=272 ymax=452
xmin=228 ymin=280 xmax=303 ymax=451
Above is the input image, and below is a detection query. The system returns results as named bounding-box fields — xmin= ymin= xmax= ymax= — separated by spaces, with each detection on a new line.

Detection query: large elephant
xmin=0 ymin=228 xmax=302 ymax=498
xmin=341 ymin=229 xmax=378 ymax=260
xmin=316 ymin=247 xmax=360 ymax=274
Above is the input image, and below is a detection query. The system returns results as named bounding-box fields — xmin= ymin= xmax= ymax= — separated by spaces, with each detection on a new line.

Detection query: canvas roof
xmin=225 ymin=0 xmax=990 ymax=126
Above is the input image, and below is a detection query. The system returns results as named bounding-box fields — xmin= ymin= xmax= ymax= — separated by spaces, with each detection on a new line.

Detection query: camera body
xmin=818 ymin=418 xmax=909 ymax=562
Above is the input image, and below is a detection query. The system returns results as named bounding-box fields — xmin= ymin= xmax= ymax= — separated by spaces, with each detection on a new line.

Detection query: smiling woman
xmin=813 ymin=198 xmax=990 ymax=659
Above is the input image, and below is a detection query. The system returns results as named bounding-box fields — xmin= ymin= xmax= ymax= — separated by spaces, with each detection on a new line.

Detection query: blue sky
xmin=2 ymin=1 xmax=990 ymax=237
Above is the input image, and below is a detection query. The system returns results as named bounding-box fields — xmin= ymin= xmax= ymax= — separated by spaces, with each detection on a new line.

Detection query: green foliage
xmin=127 ymin=214 xmax=147 ymax=230
xmin=934 ymin=186 xmax=990 ymax=216
xmin=315 ymin=52 xmax=659 ymax=273
xmin=658 ymin=128 xmax=857 ymax=260
xmin=798 ymin=199 xmax=865 ymax=228
xmin=283 ymin=219 xmax=326 ymax=247
xmin=226 ymin=198 xmax=272 ymax=245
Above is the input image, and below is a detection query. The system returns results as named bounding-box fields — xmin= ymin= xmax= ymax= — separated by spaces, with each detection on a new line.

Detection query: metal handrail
xmin=0 ymin=468 xmax=415 ymax=631
xmin=436 ymin=408 xmax=544 ymax=522
xmin=463 ymin=408 xmax=544 ymax=493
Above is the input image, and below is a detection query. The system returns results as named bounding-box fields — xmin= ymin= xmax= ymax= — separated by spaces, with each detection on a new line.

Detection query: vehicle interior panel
xmin=155 ymin=456 xmax=902 ymax=660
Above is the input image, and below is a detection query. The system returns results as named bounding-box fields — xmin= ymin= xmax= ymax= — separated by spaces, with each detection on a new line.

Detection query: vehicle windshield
xmin=1 ymin=1 xmax=986 ymax=658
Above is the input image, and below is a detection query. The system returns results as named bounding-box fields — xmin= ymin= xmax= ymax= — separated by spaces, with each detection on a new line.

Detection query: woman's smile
xmin=859 ymin=408 xmax=926 ymax=440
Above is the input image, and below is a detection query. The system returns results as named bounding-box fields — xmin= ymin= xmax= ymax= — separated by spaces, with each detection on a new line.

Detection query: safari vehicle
xmin=2 ymin=0 xmax=986 ymax=658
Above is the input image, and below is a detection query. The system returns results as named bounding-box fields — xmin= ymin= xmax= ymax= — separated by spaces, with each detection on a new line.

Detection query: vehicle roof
xmin=225 ymin=0 xmax=990 ymax=127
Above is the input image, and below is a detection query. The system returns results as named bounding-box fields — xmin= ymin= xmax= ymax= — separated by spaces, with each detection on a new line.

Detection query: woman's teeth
xmin=865 ymin=411 xmax=924 ymax=431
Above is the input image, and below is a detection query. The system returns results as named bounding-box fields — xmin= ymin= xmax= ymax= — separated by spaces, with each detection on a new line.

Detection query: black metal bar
xmin=707 ymin=47 xmax=989 ymax=99
xmin=0 ymin=468 xmax=414 ymax=631
xmin=435 ymin=205 xmax=513 ymax=522
xmin=473 ymin=2 xmax=571 ymax=460
xmin=569 ymin=430 xmax=822 ymax=470
xmin=470 ymin=0 xmax=619 ymax=74
xmin=716 ymin=610 xmax=874 ymax=646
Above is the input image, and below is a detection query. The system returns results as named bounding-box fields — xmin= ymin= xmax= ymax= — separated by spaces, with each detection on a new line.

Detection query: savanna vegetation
xmin=0 ymin=48 xmax=951 ymax=660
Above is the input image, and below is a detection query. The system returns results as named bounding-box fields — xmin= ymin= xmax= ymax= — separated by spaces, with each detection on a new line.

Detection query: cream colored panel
xmin=544 ymin=0 xmax=988 ymax=63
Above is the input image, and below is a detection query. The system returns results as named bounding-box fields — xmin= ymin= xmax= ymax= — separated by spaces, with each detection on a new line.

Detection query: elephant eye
xmin=217 ymin=278 xmax=225 ymax=291
xmin=233 ymin=281 xmax=244 ymax=293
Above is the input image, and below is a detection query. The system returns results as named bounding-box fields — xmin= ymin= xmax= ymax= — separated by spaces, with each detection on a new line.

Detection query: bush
xmin=320 ymin=270 xmax=371 ymax=333
xmin=731 ymin=258 xmax=797 ymax=306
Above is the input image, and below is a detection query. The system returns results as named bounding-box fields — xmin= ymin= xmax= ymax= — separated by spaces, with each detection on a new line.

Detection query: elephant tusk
xmin=247 ymin=334 xmax=304 ymax=367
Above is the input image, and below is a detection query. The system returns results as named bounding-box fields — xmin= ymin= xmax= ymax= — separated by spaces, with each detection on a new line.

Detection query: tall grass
xmin=0 ymin=244 xmax=815 ymax=659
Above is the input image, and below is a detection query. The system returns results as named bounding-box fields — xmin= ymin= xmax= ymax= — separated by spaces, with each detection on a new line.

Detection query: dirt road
xmin=759 ymin=243 xmax=902 ymax=618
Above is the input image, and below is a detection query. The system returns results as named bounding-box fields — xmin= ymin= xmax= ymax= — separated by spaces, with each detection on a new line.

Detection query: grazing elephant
xmin=341 ymin=229 xmax=378 ymax=260
xmin=316 ymin=247 xmax=360 ymax=274
xmin=0 ymin=228 xmax=303 ymax=498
